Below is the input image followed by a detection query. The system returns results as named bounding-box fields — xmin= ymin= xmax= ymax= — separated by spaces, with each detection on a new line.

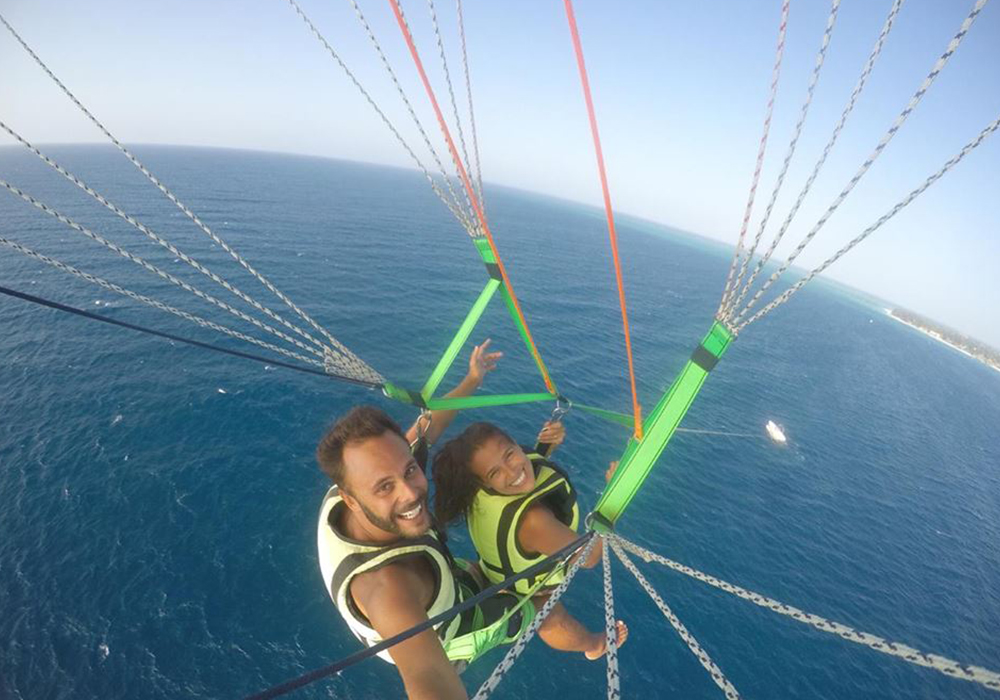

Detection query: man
xmin=315 ymin=341 xmax=530 ymax=700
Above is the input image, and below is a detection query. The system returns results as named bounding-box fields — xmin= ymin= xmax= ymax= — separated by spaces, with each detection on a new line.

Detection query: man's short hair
xmin=316 ymin=405 xmax=406 ymax=487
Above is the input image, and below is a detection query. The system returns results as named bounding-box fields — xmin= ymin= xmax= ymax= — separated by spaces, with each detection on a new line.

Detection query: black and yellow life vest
xmin=317 ymin=486 xmax=533 ymax=665
xmin=467 ymin=451 xmax=579 ymax=596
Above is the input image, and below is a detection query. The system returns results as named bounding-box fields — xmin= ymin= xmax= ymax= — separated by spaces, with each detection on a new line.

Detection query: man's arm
xmin=406 ymin=339 xmax=502 ymax=447
xmin=353 ymin=565 xmax=468 ymax=700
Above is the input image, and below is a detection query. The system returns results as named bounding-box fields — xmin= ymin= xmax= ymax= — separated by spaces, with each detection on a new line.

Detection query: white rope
xmin=338 ymin=0 xmax=477 ymax=234
xmin=601 ymin=537 xmax=622 ymax=700
xmin=0 ymin=120 xmax=333 ymax=356
xmin=731 ymin=0 xmax=990 ymax=326
xmin=390 ymin=0 xmax=481 ymax=234
xmin=726 ymin=0 xmax=906 ymax=323
xmin=0 ymin=179 xmax=385 ymax=375
xmin=613 ymin=535 xmax=1000 ymax=693
xmin=611 ymin=539 xmax=740 ymax=700
xmin=455 ymin=0 xmax=487 ymax=217
xmin=717 ymin=0 xmax=791 ymax=318
xmin=0 ymin=11 xmax=358 ymax=364
xmin=471 ymin=536 xmax=597 ymax=699
xmin=426 ymin=0 xmax=477 ymax=212
xmin=737 ymin=110 xmax=1000 ymax=332
xmin=0 ymin=236 xmax=326 ymax=369
xmin=724 ymin=0 xmax=842 ymax=321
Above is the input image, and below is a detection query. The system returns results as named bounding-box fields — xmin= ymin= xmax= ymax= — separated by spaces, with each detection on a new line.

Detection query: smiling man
xmin=314 ymin=343 xmax=532 ymax=700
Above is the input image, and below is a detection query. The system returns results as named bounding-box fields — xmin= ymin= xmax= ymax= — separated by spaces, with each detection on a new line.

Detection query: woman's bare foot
xmin=585 ymin=620 xmax=629 ymax=660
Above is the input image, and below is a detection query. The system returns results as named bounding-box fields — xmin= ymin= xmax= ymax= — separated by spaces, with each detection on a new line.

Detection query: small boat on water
xmin=766 ymin=420 xmax=787 ymax=444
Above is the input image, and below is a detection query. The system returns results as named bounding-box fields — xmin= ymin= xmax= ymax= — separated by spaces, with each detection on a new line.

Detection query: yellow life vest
xmin=317 ymin=486 xmax=534 ymax=665
xmin=467 ymin=452 xmax=579 ymax=596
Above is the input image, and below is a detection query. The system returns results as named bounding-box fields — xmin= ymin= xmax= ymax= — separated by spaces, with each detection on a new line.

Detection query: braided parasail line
xmin=731 ymin=0 xmax=990 ymax=325
xmin=340 ymin=0 xmax=477 ymax=234
xmin=0 ymin=120 xmax=333 ymax=357
xmin=610 ymin=539 xmax=741 ymax=700
xmin=737 ymin=111 xmax=1000 ymax=331
xmin=391 ymin=0 xmax=479 ymax=233
xmin=726 ymin=0 xmax=842 ymax=322
xmin=727 ymin=0 xmax=906 ymax=321
xmin=0 ymin=180 xmax=383 ymax=376
xmin=426 ymin=0 xmax=478 ymax=222
xmin=601 ymin=538 xmax=622 ymax=699
xmin=387 ymin=0 xmax=558 ymax=395
xmin=471 ymin=536 xmax=598 ymax=699
xmin=0 ymin=240 xmax=341 ymax=376
xmin=614 ymin=536 xmax=1000 ymax=693
xmin=563 ymin=0 xmax=644 ymax=439
xmin=456 ymin=0 xmax=487 ymax=216
xmin=717 ymin=0 xmax=791 ymax=321
xmin=0 ymin=12 xmax=367 ymax=372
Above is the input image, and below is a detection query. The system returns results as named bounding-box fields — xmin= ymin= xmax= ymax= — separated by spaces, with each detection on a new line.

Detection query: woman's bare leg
xmin=535 ymin=597 xmax=629 ymax=658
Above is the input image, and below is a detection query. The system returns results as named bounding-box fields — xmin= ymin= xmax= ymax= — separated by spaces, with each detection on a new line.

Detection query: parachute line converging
xmin=3 ymin=1 xmax=1000 ymax=699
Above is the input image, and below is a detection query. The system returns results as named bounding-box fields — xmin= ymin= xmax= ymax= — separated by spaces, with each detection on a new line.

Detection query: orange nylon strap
xmin=387 ymin=0 xmax=556 ymax=396
xmin=563 ymin=0 xmax=643 ymax=439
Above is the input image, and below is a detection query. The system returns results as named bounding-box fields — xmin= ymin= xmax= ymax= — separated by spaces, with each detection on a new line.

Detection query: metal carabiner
xmin=416 ymin=408 xmax=433 ymax=440
xmin=548 ymin=395 xmax=572 ymax=425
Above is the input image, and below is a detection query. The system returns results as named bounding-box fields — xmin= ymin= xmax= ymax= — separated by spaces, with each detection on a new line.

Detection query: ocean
xmin=1 ymin=145 xmax=998 ymax=699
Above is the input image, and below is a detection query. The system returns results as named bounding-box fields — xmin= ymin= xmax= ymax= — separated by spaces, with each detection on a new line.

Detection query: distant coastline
xmin=886 ymin=307 xmax=1000 ymax=374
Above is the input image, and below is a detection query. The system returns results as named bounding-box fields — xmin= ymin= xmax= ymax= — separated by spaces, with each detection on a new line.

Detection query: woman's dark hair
xmin=433 ymin=422 xmax=514 ymax=526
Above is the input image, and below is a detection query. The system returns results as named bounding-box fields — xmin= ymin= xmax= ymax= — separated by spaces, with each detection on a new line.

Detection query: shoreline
xmin=885 ymin=308 xmax=1000 ymax=374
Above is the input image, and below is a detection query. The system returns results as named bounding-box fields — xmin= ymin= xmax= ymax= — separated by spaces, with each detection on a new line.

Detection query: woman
xmin=433 ymin=421 xmax=627 ymax=659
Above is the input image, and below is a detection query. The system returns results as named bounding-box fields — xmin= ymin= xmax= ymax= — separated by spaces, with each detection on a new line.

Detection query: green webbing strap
xmin=591 ymin=321 xmax=734 ymax=529
xmin=381 ymin=237 xmax=557 ymax=414
xmin=574 ymin=403 xmax=635 ymax=430
xmin=382 ymin=382 xmax=555 ymax=411
xmin=477 ymin=237 xmax=556 ymax=396
xmin=420 ymin=278 xmax=501 ymax=401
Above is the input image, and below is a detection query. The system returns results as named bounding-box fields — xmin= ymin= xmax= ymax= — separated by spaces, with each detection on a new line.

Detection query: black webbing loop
xmin=690 ymin=343 xmax=720 ymax=372
xmin=0 ymin=284 xmax=379 ymax=388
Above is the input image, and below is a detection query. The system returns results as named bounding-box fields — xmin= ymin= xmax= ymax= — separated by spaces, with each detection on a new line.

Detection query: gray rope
xmin=426 ymin=0 xmax=478 ymax=226
xmin=724 ymin=0 xmax=842 ymax=321
xmin=731 ymin=0 xmax=989 ymax=326
xmin=0 ymin=236 xmax=325 ymax=369
xmin=0 ymin=11 xmax=358 ymax=363
xmin=0 ymin=120 xmax=334 ymax=356
xmin=602 ymin=537 xmax=622 ymax=700
xmin=0 ymin=179 xmax=385 ymax=377
xmin=737 ymin=111 xmax=1000 ymax=332
xmin=726 ymin=0 xmax=906 ymax=323
xmin=339 ymin=0 xmax=476 ymax=234
xmin=455 ymin=0 xmax=487 ymax=217
xmin=717 ymin=0 xmax=791 ymax=319
xmin=611 ymin=539 xmax=741 ymax=700
xmin=471 ymin=536 xmax=598 ymax=700
xmin=391 ymin=0 xmax=480 ymax=234
xmin=614 ymin=536 xmax=1000 ymax=693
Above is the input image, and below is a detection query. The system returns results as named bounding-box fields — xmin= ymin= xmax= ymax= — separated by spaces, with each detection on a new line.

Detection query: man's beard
xmin=357 ymin=495 xmax=428 ymax=538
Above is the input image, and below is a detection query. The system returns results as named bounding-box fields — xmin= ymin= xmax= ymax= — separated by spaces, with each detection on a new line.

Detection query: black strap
xmin=690 ymin=343 xmax=720 ymax=372
xmin=0 ymin=284 xmax=378 ymax=387
xmin=242 ymin=532 xmax=595 ymax=700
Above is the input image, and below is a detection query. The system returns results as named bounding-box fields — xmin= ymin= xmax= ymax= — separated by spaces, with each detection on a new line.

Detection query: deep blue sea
xmin=1 ymin=145 xmax=998 ymax=700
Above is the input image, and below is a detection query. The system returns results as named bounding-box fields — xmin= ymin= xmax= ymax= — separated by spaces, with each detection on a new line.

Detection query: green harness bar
xmin=382 ymin=238 xmax=557 ymax=413
xmin=590 ymin=320 xmax=734 ymax=530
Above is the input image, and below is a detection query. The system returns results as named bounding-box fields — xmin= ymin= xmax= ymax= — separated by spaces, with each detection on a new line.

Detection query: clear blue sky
xmin=3 ymin=0 xmax=999 ymax=345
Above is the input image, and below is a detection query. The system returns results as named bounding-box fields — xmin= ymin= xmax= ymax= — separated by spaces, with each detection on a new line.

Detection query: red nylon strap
xmin=387 ymin=0 xmax=556 ymax=396
xmin=563 ymin=0 xmax=643 ymax=439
